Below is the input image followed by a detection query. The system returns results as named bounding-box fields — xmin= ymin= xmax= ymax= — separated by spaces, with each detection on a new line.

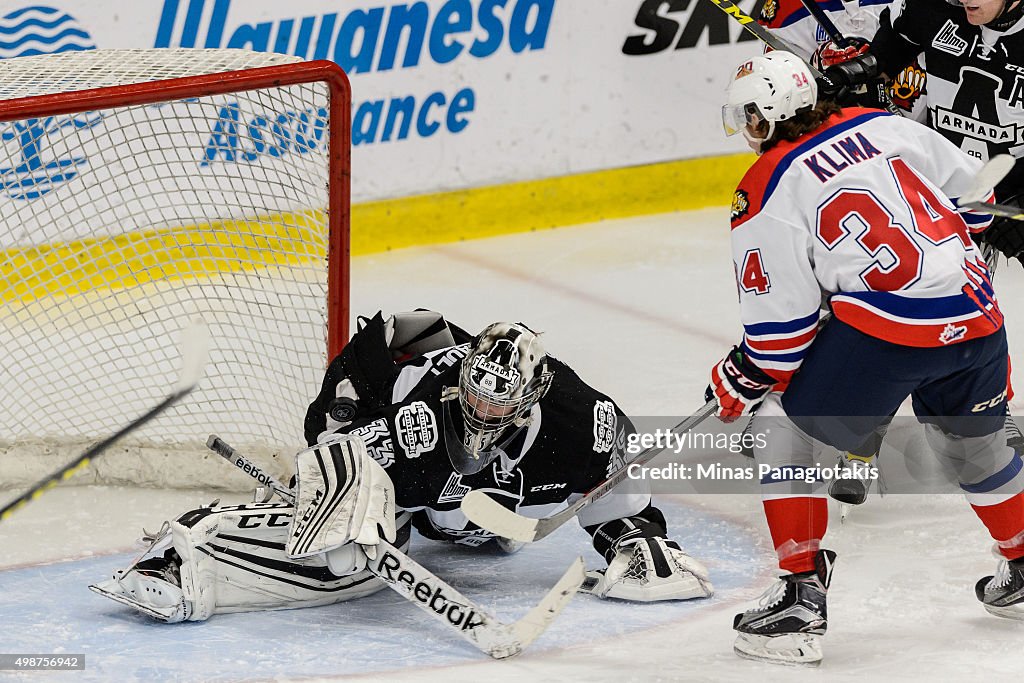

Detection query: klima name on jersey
xmin=802 ymin=133 xmax=882 ymax=183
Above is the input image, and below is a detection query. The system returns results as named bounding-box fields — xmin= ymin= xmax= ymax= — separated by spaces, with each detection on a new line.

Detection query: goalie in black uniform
xmin=90 ymin=311 xmax=713 ymax=622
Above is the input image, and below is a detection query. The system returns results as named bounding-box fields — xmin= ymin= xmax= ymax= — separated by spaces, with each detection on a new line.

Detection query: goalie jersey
xmin=306 ymin=339 xmax=649 ymax=548
xmin=731 ymin=107 xmax=1000 ymax=383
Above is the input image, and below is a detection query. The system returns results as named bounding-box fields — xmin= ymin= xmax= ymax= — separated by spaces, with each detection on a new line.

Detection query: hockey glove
xmin=814 ymin=37 xmax=870 ymax=69
xmin=819 ymin=52 xmax=880 ymax=104
xmin=707 ymin=346 xmax=775 ymax=422
xmin=979 ymin=195 xmax=1024 ymax=264
xmin=583 ymin=537 xmax=713 ymax=602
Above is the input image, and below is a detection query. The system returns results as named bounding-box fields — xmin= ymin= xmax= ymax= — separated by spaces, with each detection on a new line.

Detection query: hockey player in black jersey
xmin=89 ymin=311 xmax=713 ymax=623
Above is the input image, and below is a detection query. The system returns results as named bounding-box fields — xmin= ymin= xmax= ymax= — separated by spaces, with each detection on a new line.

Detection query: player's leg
xmin=912 ymin=327 xmax=1024 ymax=618
xmin=828 ymin=414 xmax=890 ymax=509
xmin=734 ymin=320 xmax=920 ymax=665
xmin=90 ymin=502 xmax=412 ymax=622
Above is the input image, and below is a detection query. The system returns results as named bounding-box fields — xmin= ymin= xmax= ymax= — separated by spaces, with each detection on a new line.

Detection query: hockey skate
xmin=1005 ymin=407 xmax=1024 ymax=452
xmin=976 ymin=557 xmax=1024 ymax=620
xmin=733 ymin=549 xmax=836 ymax=666
xmin=829 ymin=453 xmax=879 ymax=522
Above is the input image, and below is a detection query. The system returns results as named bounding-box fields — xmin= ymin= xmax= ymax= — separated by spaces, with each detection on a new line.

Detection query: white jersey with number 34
xmin=730 ymin=108 xmax=1000 ymax=383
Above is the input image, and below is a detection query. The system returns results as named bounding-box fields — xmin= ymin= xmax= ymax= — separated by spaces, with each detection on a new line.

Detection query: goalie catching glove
xmin=707 ymin=346 xmax=775 ymax=422
xmin=288 ymin=433 xmax=396 ymax=560
xmin=583 ymin=512 xmax=712 ymax=602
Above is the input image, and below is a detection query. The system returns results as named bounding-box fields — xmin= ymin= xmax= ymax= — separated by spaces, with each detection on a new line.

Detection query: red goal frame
xmin=0 ymin=59 xmax=351 ymax=358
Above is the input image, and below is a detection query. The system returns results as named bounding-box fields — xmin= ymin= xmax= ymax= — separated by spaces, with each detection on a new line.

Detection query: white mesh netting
xmin=0 ymin=49 xmax=346 ymax=489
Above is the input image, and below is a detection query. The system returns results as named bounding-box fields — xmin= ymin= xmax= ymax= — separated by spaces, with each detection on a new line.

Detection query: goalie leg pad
xmin=288 ymin=434 xmax=397 ymax=559
xmin=92 ymin=503 xmax=412 ymax=622
xmin=583 ymin=537 xmax=714 ymax=602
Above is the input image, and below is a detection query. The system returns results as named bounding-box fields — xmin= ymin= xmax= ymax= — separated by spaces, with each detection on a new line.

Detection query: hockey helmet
xmin=722 ymin=51 xmax=817 ymax=144
xmin=442 ymin=322 xmax=553 ymax=475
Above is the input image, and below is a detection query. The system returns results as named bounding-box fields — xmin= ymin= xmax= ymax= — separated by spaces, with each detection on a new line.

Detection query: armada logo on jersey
xmin=939 ymin=323 xmax=968 ymax=345
xmin=731 ymin=189 xmax=750 ymax=220
xmin=759 ymin=0 xmax=777 ymax=23
xmin=932 ymin=20 xmax=968 ymax=57
xmin=933 ymin=106 xmax=1020 ymax=145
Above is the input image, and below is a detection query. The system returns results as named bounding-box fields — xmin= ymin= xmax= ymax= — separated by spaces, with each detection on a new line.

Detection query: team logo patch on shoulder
xmin=888 ymin=64 xmax=926 ymax=112
xmin=760 ymin=0 xmax=778 ymax=23
xmin=593 ymin=400 xmax=617 ymax=453
xmin=395 ymin=401 xmax=438 ymax=458
xmin=731 ymin=189 xmax=750 ymax=221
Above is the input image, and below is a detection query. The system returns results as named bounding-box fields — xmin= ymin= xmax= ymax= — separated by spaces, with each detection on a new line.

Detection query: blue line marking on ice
xmin=0 ymin=501 xmax=759 ymax=681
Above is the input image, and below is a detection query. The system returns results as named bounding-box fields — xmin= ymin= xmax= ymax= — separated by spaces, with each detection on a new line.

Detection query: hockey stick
xmin=0 ymin=320 xmax=209 ymax=522
xmin=205 ymin=435 xmax=584 ymax=659
xmin=701 ymin=0 xmax=823 ymax=76
xmin=796 ymin=0 xmax=850 ymax=47
xmin=959 ymin=154 xmax=1021 ymax=219
xmin=460 ymin=400 xmax=718 ymax=544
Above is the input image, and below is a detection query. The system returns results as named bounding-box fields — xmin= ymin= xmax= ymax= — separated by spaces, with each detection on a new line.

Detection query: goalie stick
xmin=0 ymin=320 xmax=209 ymax=522
xmin=460 ymin=400 xmax=718 ymax=544
xmin=205 ymin=435 xmax=584 ymax=659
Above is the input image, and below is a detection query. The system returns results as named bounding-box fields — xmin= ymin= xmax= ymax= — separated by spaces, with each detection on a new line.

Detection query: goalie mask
xmin=442 ymin=322 xmax=553 ymax=475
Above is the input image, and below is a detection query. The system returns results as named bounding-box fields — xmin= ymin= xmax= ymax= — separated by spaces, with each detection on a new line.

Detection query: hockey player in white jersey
xmin=757 ymin=0 xmax=927 ymax=119
xmin=90 ymin=311 xmax=712 ymax=625
xmin=712 ymin=51 xmax=1024 ymax=665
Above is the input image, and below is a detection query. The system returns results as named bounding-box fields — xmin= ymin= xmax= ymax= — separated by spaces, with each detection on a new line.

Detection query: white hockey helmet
xmin=722 ymin=51 xmax=817 ymax=142
xmin=443 ymin=322 xmax=553 ymax=474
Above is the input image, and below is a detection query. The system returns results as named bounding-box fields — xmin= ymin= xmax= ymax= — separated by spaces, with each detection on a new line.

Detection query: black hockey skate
xmin=828 ymin=454 xmax=876 ymax=506
xmin=975 ymin=557 xmax=1024 ymax=620
xmin=733 ymin=549 xmax=836 ymax=666
xmin=1005 ymin=407 xmax=1024 ymax=452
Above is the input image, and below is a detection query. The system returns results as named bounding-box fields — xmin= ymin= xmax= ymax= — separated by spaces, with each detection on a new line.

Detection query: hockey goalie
xmin=90 ymin=310 xmax=713 ymax=623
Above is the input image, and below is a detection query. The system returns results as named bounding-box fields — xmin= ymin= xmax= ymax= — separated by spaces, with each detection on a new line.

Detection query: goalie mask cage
xmin=0 ymin=49 xmax=350 ymax=489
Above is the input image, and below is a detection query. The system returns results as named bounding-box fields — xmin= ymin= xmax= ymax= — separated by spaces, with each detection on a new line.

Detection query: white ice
xmin=3 ymin=208 xmax=1024 ymax=682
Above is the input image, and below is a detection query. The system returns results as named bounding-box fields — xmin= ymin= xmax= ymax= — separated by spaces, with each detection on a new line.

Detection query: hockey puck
xmin=328 ymin=396 xmax=359 ymax=422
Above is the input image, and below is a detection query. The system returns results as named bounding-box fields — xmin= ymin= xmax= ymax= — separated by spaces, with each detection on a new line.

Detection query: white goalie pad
xmin=582 ymin=538 xmax=714 ymax=602
xmin=288 ymin=434 xmax=396 ymax=559
xmin=91 ymin=502 xmax=407 ymax=622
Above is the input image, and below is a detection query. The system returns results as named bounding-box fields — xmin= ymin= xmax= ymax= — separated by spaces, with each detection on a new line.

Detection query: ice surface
xmin=3 ymin=208 xmax=1024 ymax=681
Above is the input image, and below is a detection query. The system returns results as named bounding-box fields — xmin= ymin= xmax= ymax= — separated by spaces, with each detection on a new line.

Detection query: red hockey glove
xmin=815 ymin=37 xmax=870 ymax=69
xmin=706 ymin=346 xmax=775 ymax=422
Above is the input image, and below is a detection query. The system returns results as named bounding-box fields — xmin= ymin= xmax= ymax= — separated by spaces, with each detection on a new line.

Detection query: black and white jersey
xmin=873 ymin=0 xmax=1024 ymax=196
xmin=321 ymin=345 xmax=650 ymax=548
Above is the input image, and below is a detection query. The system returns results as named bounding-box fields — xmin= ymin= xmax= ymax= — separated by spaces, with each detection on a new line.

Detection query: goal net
xmin=0 ymin=49 xmax=349 ymax=489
